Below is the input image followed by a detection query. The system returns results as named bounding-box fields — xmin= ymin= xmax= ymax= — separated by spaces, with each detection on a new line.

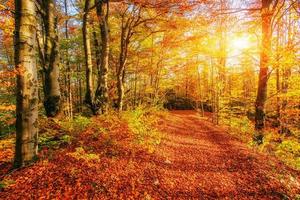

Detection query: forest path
xmin=152 ymin=110 xmax=300 ymax=199
xmin=1 ymin=111 xmax=299 ymax=199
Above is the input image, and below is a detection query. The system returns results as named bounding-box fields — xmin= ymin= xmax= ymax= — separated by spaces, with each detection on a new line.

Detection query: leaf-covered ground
xmin=0 ymin=110 xmax=299 ymax=199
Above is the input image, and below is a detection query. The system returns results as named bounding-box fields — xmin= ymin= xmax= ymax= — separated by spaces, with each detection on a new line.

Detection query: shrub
xmin=0 ymin=178 xmax=15 ymax=190
xmin=67 ymin=147 xmax=99 ymax=162
xmin=59 ymin=115 xmax=91 ymax=133
xmin=123 ymin=106 xmax=162 ymax=153
xmin=39 ymin=134 xmax=72 ymax=150
xmin=276 ymin=140 xmax=300 ymax=170
xmin=0 ymin=110 xmax=15 ymax=138
xmin=221 ymin=116 xmax=254 ymax=143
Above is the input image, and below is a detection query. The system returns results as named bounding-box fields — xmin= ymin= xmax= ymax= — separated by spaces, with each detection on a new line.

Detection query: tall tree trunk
xmin=254 ymin=0 xmax=273 ymax=143
xmin=39 ymin=0 xmax=61 ymax=117
xmin=116 ymin=6 xmax=133 ymax=111
xmin=116 ymin=6 xmax=142 ymax=111
xmin=77 ymin=64 xmax=83 ymax=112
xmin=96 ymin=0 xmax=109 ymax=114
xmin=64 ymin=0 xmax=73 ymax=119
xmin=280 ymin=11 xmax=292 ymax=134
xmin=117 ymin=35 xmax=126 ymax=111
xmin=82 ymin=0 xmax=98 ymax=114
xmin=133 ymin=57 xmax=139 ymax=109
xmin=14 ymin=0 xmax=38 ymax=167
xmin=117 ymin=64 xmax=125 ymax=111
xmin=275 ymin=21 xmax=281 ymax=127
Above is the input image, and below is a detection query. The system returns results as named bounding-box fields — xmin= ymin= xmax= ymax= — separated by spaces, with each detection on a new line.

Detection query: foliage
xmin=59 ymin=115 xmax=91 ymax=134
xmin=67 ymin=147 xmax=100 ymax=162
xmin=0 ymin=137 xmax=14 ymax=162
xmin=39 ymin=134 xmax=72 ymax=150
xmin=0 ymin=178 xmax=15 ymax=190
xmin=1 ymin=110 xmax=300 ymax=198
xmin=123 ymin=106 xmax=163 ymax=153
xmin=276 ymin=140 xmax=300 ymax=170
xmin=221 ymin=116 xmax=254 ymax=143
xmin=222 ymin=114 xmax=300 ymax=170
xmin=0 ymin=0 xmax=300 ymax=198
xmin=0 ymin=100 xmax=15 ymax=138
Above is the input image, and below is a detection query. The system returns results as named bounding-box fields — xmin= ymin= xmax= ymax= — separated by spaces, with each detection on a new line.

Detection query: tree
xmin=254 ymin=0 xmax=278 ymax=143
xmin=82 ymin=0 xmax=98 ymax=114
xmin=14 ymin=0 xmax=38 ymax=167
xmin=82 ymin=0 xmax=110 ymax=115
xmin=117 ymin=5 xmax=142 ymax=111
xmin=36 ymin=0 xmax=61 ymax=117
xmin=65 ymin=0 xmax=73 ymax=118
xmin=95 ymin=0 xmax=109 ymax=114
xmin=115 ymin=2 xmax=163 ymax=111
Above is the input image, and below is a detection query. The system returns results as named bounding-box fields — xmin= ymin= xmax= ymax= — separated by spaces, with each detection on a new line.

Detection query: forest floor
xmin=0 ymin=110 xmax=300 ymax=199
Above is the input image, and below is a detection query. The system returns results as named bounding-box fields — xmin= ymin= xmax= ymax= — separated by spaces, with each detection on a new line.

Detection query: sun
xmin=232 ymin=36 xmax=251 ymax=50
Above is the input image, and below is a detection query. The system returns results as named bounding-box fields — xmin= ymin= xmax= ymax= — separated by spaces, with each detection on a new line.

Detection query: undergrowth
xmin=59 ymin=115 xmax=91 ymax=134
xmin=67 ymin=147 xmax=100 ymax=162
xmin=221 ymin=115 xmax=300 ymax=170
xmin=122 ymin=106 xmax=163 ymax=153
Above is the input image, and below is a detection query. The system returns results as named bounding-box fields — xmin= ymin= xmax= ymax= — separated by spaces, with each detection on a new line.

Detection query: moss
xmin=44 ymin=95 xmax=60 ymax=117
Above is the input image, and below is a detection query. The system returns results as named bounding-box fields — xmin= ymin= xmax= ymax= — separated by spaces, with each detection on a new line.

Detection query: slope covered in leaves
xmin=0 ymin=110 xmax=299 ymax=199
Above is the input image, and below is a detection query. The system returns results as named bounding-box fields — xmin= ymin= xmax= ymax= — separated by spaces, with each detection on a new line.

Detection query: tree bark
xmin=116 ymin=7 xmax=135 ymax=111
xmin=280 ymin=11 xmax=293 ymax=134
xmin=82 ymin=0 xmax=98 ymax=114
xmin=96 ymin=0 xmax=109 ymax=114
xmin=14 ymin=0 xmax=38 ymax=167
xmin=254 ymin=0 xmax=273 ymax=143
xmin=275 ymin=21 xmax=281 ymax=127
xmin=117 ymin=36 xmax=126 ymax=111
xmin=64 ymin=0 xmax=73 ymax=119
xmin=38 ymin=0 xmax=61 ymax=117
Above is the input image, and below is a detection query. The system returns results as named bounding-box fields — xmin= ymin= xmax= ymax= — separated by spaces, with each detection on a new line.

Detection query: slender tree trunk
xmin=64 ymin=0 xmax=72 ymax=119
xmin=117 ymin=65 xmax=124 ymax=111
xmin=254 ymin=0 xmax=273 ymax=143
xmin=14 ymin=0 xmax=38 ymax=167
xmin=76 ymin=64 xmax=82 ymax=112
xmin=280 ymin=12 xmax=292 ymax=134
xmin=133 ymin=57 xmax=139 ymax=109
xmin=39 ymin=0 xmax=61 ymax=117
xmin=275 ymin=22 xmax=281 ymax=127
xmin=117 ymin=39 xmax=126 ymax=111
xmin=117 ymin=17 xmax=130 ymax=112
xmin=82 ymin=0 xmax=98 ymax=114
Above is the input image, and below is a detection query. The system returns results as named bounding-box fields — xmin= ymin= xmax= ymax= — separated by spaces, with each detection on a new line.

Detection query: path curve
xmin=151 ymin=110 xmax=300 ymax=199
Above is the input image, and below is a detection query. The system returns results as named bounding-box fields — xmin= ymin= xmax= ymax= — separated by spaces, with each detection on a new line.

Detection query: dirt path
xmin=150 ymin=110 xmax=300 ymax=199
xmin=0 ymin=110 xmax=299 ymax=199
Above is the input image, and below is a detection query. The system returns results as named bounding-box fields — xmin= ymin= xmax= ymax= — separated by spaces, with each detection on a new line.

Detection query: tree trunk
xmin=77 ymin=64 xmax=83 ymax=112
xmin=275 ymin=21 xmax=281 ymax=127
xmin=280 ymin=11 xmax=293 ymax=134
xmin=40 ymin=0 xmax=61 ymax=117
xmin=14 ymin=0 xmax=38 ymax=167
xmin=254 ymin=0 xmax=273 ymax=143
xmin=82 ymin=0 xmax=98 ymax=114
xmin=96 ymin=0 xmax=109 ymax=114
xmin=64 ymin=0 xmax=73 ymax=119
xmin=117 ymin=24 xmax=126 ymax=111
xmin=117 ymin=63 xmax=125 ymax=111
